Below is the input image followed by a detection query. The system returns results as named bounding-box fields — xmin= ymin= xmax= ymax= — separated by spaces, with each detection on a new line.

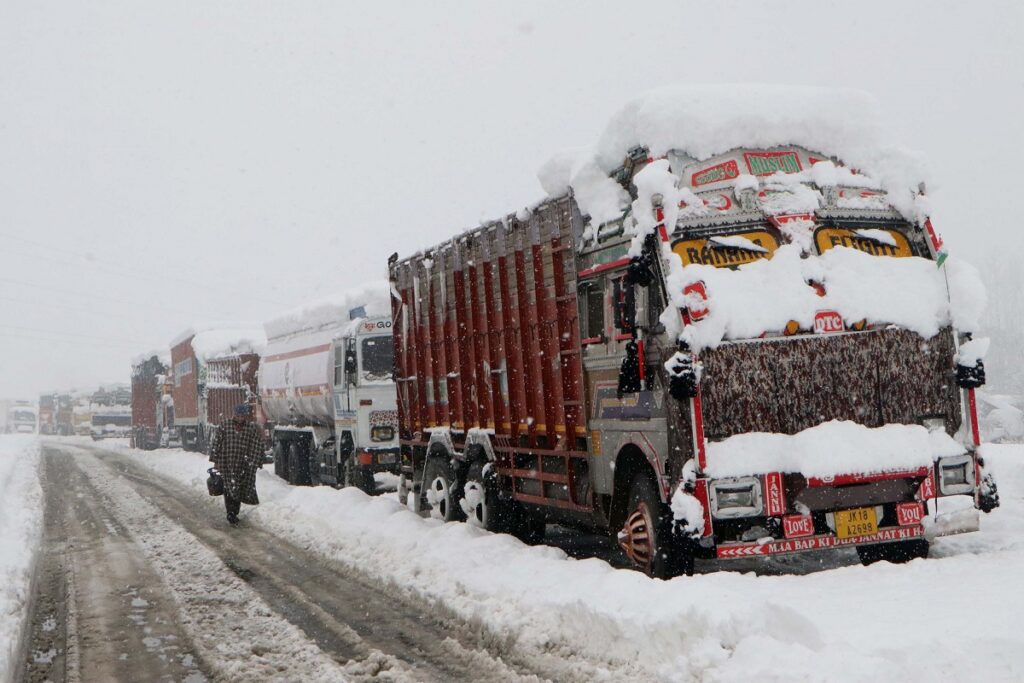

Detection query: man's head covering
xmin=234 ymin=403 xmax=253 ymax=418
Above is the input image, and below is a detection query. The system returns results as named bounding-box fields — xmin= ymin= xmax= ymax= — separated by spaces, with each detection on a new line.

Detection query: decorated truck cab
xmin=391 ymin=86 xmax=998 ymax=578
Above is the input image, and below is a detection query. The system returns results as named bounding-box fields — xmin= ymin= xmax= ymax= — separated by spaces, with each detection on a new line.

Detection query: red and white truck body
xmin=259 ymin=285 xmax=399 ymax=490
xmin=169 ymin=325 xmax=265 ymax=452
xmin=131 ymin=354 xmax=169 ymax=450
xmin=390 ymin=88 xmax=998 ymax=576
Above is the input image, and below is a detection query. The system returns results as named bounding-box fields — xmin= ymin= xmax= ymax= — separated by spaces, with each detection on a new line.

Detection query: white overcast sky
xmin=1 ymin=0 xmax=1022 ymax=399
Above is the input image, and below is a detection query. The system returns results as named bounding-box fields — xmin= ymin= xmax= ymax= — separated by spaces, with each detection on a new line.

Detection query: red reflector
xmin=360 ymin=399 xmax=373 ymax=406
xmin=357 ymin=452 xmax=373 ymax=465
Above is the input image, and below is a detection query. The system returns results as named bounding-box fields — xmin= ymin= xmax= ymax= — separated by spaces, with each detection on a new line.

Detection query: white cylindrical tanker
xmin=259 ymin=282 xmax=398 ymax=491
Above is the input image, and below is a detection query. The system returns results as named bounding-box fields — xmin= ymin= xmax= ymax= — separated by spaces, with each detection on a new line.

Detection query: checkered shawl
xmin=209 ymin=420 xmax=263 ymax=505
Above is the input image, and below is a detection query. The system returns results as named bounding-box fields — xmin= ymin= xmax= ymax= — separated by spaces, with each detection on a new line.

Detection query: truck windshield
xmin=361 ymin=336 xmax=393 ymax=383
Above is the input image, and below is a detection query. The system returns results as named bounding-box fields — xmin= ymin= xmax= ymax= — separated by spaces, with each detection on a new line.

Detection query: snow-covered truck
xmin=90 ymin=405 xmax=132 ymax=440
xmin=169 ymin=325 xmax=266 ymax=452
xmin=259 ymin=284 xmax=400 ymax=490
xmin=391 ymin=85 xmax=999 ymax=577
xmin=131 ymin=353 xmax=169 ymax=450
xmin=37 ymin=393 xmax=55 ymax=435
xmin=5 ymin=403 xmax=37 ymax=434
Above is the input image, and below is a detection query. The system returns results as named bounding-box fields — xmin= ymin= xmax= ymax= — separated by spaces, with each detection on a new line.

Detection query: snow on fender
xmin=670 ymin=489 xmax=705 ymax=539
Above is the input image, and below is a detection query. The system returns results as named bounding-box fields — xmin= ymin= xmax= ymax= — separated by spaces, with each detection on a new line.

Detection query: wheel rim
xmin=619 ymin=501 xmax=655 ymax=573
xmin=461 ymin=480 xmax=488 ymax=528
xmin=426 ymin=475 xmax=452 ymax=520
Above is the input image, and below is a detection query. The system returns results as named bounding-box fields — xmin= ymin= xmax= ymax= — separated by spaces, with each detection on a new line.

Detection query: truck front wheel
xmin=856 ymin=539 xmax=929 ymax=565
xmin=619 ymin=473 xmax=692 ymax=579
xmin=421 ymin=456 xmax=463 ymax=522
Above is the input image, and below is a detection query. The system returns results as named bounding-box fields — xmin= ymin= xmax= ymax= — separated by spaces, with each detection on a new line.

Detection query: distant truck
xmin=37 ymin=394 xmax=56 ymax=435
xmin=131 ymin=354 xmax=168 ymax=450
xmin=5 ymin=403 xmax=37 ymax=434
xmin=259 ymin=285 xmax=400 ymax=491
xmin=169 ymin=325 xmax=265 ymax=452
xmin=390 ymin=87 xmax=998 ymax=577
xmin=90 ymin=405 xmax=132 ymax=440
xmin=72 ymin=405 xmax=93 ymax=436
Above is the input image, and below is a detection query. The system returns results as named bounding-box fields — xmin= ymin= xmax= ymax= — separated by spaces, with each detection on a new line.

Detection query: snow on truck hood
xmin=704 ymin=420 xmax=965 ymax=480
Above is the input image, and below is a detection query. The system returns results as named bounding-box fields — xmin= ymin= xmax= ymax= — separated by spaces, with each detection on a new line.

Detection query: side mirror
xmin=617 ymin=341 xmax=642 ymax=396
xmin=955 ymin=360 xmax=985 ymax=389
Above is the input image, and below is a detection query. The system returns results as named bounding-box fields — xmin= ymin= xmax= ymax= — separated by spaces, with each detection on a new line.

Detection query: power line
xmin=0 ymin=323 xmax=159 ymax=347
xmin=0 ymin=230 xmax=293 ymax=306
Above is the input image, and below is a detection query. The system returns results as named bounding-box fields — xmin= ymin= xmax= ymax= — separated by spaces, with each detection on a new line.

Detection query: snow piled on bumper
xmin=0 ymin=436 xmax=43 ymax=682
xmin=704 ymin=419 xmax=965 ymax=479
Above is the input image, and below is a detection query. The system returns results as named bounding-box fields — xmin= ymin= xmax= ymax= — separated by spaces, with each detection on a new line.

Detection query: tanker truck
xmin=390 ymin=85 xmax=998 ymax=577
xmin=259 ymin=283 xmax=399 ymax=492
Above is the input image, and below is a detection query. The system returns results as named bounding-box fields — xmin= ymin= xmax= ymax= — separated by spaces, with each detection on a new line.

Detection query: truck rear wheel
xmin=620 ymin=473 xmax=692 ymax=579
xmin=460 ymin=461 xmax=506 ymax=532
xmin=856 ymin=539 xmax=929 ymax=565
xmin=421 ymin=456 xmax=463 ymax=522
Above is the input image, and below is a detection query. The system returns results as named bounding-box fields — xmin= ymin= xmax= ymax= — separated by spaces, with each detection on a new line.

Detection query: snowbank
xmin=264 ymin=281 xmax=391 ymax=341
xmin=705 ymin=420 xmax=964 ymax=479
xmin=116 ymin=441 xmax=1024 ymax=682
xmin=0 ymin=436 xmax=44 ymax=683
xmin=667 ymin=244 xmax=985 ymax=351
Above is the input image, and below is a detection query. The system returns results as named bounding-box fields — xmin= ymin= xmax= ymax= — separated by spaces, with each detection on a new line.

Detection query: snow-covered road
xmin=8 ymin=437 xmax=1024 ymax=682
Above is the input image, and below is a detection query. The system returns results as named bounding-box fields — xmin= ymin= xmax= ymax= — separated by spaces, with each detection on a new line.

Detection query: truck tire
xmin=621 ymin=473 xmax=692 ymax=579
xmin=856 ymin=539 xmax=929 ymax=565
xmin=342 ymin=457 xmax=375 ymax=495
xmin=460 ymin=460 xmax=507 ymax=532
xmin=421 ymin=456 xmax=464 ymax=522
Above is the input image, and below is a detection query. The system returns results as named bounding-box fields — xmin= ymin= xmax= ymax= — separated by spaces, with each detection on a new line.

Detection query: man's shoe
xmin=227 ymin=512 xmax=239 ymax=525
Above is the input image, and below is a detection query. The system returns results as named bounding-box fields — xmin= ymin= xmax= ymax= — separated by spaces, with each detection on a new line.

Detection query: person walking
xmin=209 ymin=404 xmax=263 ymax=525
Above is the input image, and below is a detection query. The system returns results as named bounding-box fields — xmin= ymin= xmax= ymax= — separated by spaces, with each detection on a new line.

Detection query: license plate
xmin=377 ymin=452 xmax=397 ymax=465
xmin=834 ymin=507 xmax=878 ymax=539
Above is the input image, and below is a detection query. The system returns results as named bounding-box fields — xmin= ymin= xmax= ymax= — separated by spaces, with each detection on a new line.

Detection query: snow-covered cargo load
xmin=258 ymin=283 xmax=399 ymax=490
xmin=391 ymin=84 xmax=998 ymax=577
xmin=169 ymin=323 xmax=266 ymax=452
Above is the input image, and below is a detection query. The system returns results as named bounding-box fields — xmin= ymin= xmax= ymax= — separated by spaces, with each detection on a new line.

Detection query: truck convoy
xmin=169 ymin=325 xmax=266 ymax=452
xmin=259 ymin=284 xmax=400 ymax=491
xmin=389 ymin=86 xmax=999 ymax=577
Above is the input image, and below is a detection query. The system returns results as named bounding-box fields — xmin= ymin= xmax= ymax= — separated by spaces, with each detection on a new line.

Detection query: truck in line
xmin=131 ymin=354 xmax=170 ymax=450
xmin=389 ymin=88 xmax=998 ymax=577
xmin=4 ymin=402 xmax=37 ymax=434
xmin=168 ymin=325 xmax=265 ymax=452
xmin=259 ymin=285 xmax=400 ymax=491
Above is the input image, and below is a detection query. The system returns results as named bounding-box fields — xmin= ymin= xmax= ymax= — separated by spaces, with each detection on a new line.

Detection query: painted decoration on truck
xmin=691 ymin=160 xmax=740 ymax=187
xmin=814 ymin=228 xmax=913 ymax=257
xmin=672 ymin=230 xmax=779 ymax=268
xmin=744 ymin=151 xmax=802 ymax=176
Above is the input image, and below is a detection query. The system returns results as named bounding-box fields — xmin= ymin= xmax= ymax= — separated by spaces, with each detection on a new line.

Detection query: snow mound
xmin=541 ymin=84 xmax=929 ymax=225
xmin=264 ymin=281 xmax=391 ymax=341
xmin=704 ymin=420 xmax=965 ymax=479
xmin=667 ymin=244 xmax=985 ymax=351
xmin=170 ymin=323 xmax=266 ymax=361
xmin=0 ymin=436 xmax=43 ymax=683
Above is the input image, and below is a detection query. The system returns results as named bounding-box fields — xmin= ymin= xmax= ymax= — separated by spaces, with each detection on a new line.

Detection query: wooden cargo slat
xmin=441 ymin=246 xmax=463 ymax=430
xmin=513 ymin=245 xmax=544 ymax=446
xmin=482 ymin=247 xmax=508 ymax=436
xmin=426 ymin=260 xmax=444 ymax=427
xmin=452 ymin=262 xmax=477 ymax=431
xmin=531 ymin=237 xmax=565 ymax=445
xmin=498 ymin=240 xmax=526 ymax=443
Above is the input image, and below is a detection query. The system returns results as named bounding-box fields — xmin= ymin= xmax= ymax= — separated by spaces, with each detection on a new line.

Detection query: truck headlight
xmin=937 ymin=454 xmax=975 ymax=495
xmin=709 ymin=477 xmax=763 ymax=519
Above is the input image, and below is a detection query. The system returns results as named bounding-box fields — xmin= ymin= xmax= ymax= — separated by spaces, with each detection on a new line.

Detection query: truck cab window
xmin=579 ymin=281 xmax=605 ymax=342
xmin=333 ymin=346 xmax=345 ymax=386
xmin=361 ymin=336 xmax=394 ymax=383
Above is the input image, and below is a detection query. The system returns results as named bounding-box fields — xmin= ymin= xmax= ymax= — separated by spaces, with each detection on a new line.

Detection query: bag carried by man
xmin=207 ymin=468 xmax=224 ymax=497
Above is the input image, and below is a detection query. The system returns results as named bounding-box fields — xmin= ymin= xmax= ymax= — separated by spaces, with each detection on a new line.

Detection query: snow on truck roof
xmin=538 ymin=84 xmax=928 ymax=225
xmin=170 ymin=323 xmax=266 ymax=361
xmin=263 ymin=281 xmax=391 ymax=341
